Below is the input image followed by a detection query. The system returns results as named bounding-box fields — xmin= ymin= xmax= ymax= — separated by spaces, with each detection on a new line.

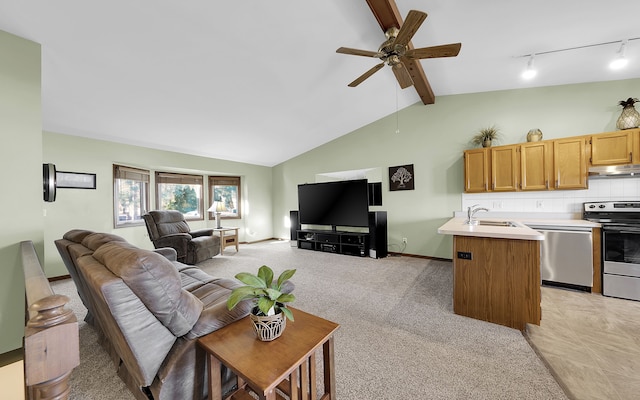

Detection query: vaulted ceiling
xmin=1 ymin=1 xmax=639 ymax=166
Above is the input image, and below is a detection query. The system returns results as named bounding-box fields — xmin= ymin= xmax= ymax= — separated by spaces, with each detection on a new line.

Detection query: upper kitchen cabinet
xmin=464 ymin=148 xmax=490 ymax=193
xmin=520 ymin=141 xmax=551 ymax=191
xmin=461 ymin=129 xmax=640 ymax=193
xmin=553 ymin=136 xmax=588 ymax=190
xmin=634 ymin=129 xmax=640 ymax=164
xmin=590 ymin=129 xmax=636 ymax=166
xmin=491 ymin=145 xmax=518 ymax=191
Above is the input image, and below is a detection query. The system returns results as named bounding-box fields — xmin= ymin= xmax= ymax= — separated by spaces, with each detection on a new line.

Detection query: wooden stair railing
xmin=21 ymin=240 xmax=79 ymax=400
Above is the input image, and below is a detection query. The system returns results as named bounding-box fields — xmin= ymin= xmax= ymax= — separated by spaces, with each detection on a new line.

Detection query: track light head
xmin=521 ymin=54 xmax=537 ymax=79
xmin=610 ymin=40 xmax=628 ymax=70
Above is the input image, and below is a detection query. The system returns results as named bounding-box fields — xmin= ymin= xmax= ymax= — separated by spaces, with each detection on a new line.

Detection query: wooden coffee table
xmin=198 ymin=307 xmax=339 ymax=400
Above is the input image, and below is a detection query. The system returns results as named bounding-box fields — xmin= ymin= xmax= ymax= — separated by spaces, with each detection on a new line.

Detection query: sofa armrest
xmin=281 ymin=280 xmax=295 ymax=294
xmin=154 ymin=247 xmax=177 ymax=261
xmin=185 ymin=278 xmax=253 ymax=339
xmin=190 ymin=228 xmax=213 ymax=238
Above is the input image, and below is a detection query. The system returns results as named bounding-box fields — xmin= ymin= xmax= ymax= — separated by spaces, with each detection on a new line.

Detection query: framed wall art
xmin=388 ymin=164 xmax=414 ymax=191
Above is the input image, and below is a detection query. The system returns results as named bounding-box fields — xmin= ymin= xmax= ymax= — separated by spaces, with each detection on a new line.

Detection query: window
xmin=209 ymin=176 xmax=241 ymax=219
xmin=113 ymin=165 xmax=150 ymax=227
xmin=156 ymin=172 xmax=204 ymax=220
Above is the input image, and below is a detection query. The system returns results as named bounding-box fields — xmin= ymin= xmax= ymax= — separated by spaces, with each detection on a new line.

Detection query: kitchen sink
xmin=477 ymin=220 xmax=518 ymax=227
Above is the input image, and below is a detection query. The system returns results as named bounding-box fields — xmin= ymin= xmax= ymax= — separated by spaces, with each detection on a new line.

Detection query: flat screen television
xmin=297 ymin=179 xmax=370 ymax=229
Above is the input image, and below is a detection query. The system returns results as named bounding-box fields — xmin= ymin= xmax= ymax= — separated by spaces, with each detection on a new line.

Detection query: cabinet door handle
xmin=545 ymin=180 xmax=549 ymax=189
xmin=630 ymin=152 xmax=633 ymax=162
xmin=484 ymin=183 xmax=488 ymax=191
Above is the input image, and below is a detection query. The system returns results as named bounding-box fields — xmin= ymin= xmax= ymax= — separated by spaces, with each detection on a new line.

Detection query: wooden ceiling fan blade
xmin=405 ymin=43 xmax=462 ymax=59
xmin=393 ymin=10 xmax=427 ymax=47
xmin=336 ymin=47 xmax=380 ymax=58
xmin=392 ymin=62 xmax=413 ymax=89
xmin=348 ymin=62 xmax=385 ymax=87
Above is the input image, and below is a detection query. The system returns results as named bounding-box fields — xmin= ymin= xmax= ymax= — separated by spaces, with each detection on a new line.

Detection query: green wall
xmin=0 ymin=31 xmax=42 ymax=354
xmin=272 ymin=78 xmax=640 ymax=259
xmin=43 ymin=132 xmax=274 ymax=277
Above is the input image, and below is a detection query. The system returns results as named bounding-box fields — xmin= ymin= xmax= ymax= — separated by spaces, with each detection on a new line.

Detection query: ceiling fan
xmin=336 ymin=9 xmax=461 ymax=90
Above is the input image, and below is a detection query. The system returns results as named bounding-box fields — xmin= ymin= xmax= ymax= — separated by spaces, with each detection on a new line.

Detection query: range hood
xmin=588 ymin=164 xmax=640 ymax=179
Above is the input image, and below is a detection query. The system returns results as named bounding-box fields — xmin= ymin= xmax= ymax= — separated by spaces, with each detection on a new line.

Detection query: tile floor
xmin=526 ymin=286 xmax=640 ymax=400
xmin=0 ymin=360 xmax=24 ymax=399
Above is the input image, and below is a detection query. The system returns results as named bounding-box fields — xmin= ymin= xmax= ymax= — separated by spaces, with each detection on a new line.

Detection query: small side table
xmin=213 ymin=228 xmax=239 ymax=254
xmin=198 ymin=307 xmax=339 ymax=400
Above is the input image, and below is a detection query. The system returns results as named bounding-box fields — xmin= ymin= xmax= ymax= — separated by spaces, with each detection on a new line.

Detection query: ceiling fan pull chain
xmin=395 ymin=83 xmax=400 ymax=134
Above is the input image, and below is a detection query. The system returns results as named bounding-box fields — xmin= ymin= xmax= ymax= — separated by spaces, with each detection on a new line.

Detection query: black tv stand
xmin=295 ymin=211 xmax=387 ymax=258
xmin=297 ymin=230 xmax=369 ymax=257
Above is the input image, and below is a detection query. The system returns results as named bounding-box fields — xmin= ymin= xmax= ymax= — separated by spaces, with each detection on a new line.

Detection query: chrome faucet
xmin=466 ymin=204 xmax=489 ymax=225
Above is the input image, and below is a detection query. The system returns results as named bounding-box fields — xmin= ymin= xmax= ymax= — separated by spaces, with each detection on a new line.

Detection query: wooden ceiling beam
xmin=365 ymin=0 xmax=435 ymax=104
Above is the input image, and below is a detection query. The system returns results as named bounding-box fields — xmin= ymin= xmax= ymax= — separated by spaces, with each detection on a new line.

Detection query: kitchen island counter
xmin=437 ymin=217 xmax=544 ymax=240
xmin=438 ymin=217 xmax=544 ymax=330
xmin=438 ymin=217 xmax=599 ymax=240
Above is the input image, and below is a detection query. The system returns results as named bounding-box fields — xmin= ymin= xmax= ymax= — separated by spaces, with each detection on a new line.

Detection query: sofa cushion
xmin=68 ymin=243 xmax=94 ymax=260
xmin=93 ymin=241 xmax=203 ymax=337
xmin=63 ymin=229 xmax=94 ymax=243
xmin=77 ymin=253 xmax=177 ymax=387
xmin=154 ymin=247 xmax=178 ymax=261
xmin=82 ymin=232 xmax=127 ymax=251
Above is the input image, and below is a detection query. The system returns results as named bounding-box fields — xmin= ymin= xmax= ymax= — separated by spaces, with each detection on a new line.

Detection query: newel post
xmin=22 ymin=241 xmax=79 ymax=400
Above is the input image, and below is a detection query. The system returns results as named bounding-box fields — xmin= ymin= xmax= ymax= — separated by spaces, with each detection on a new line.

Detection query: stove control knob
xmin=599 ymin=204 xmax=606 ymax=208
xmin=588 ymin=204 xmax=596 ymax=209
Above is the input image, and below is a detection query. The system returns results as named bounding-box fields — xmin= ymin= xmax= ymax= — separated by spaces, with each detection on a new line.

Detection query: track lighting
xmin=521 ymin=54 xmax=537 ymax=80
xmin=517 ymin=37 xmax=639 ymax=79
xmin=609 ymin=40 xmax=628 ymax=70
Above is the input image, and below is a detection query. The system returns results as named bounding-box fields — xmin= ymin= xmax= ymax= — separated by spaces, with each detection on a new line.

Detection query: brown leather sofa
xmin=55 ymin=229 xmax=252 ymax=400
xmin=142 ymin=210 xmax=220 ymax=265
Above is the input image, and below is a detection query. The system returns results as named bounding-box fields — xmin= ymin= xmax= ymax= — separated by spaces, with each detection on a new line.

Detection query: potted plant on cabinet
xmin=227 ymin=265 xmax=296 ymax=341
xmin=471 ymin=125 xmax=500 ymax=147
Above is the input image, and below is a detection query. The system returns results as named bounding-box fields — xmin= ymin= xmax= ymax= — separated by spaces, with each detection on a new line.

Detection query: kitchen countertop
xmin=437 ymin=217 xmax=600 ymax=241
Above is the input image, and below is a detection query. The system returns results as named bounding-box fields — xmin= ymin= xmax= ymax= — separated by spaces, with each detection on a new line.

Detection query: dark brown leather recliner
xmin=143 ymin=210 xmax=220 ymax=264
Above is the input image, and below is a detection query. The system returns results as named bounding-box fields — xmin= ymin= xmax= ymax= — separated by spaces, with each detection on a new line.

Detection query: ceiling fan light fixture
xmin=335 ymin=9 xmax=460 ymax=98
xmin=521 ymin=54 xmax=537 ymax=80
xmin=609 ymin=40 xmax=628 ymax=70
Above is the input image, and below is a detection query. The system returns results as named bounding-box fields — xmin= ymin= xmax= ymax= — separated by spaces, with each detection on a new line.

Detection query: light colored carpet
xmin=53 ymin=240 xmax=567 ymax=399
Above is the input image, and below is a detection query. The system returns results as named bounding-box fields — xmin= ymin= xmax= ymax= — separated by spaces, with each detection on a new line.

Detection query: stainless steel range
xmin=584 ymin=201 xmax=640 ymax=301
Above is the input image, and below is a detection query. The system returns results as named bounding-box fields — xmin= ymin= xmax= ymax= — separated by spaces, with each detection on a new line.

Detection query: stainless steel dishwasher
xmin=527 ymin=225 xmax=593 ymax=291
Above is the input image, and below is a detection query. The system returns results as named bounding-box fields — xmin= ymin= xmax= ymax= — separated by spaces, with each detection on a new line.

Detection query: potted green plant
xmin=472 ymin=125 xmax=500 ymax=147
xmin=227 ymin=265 xmax=296 ymax=341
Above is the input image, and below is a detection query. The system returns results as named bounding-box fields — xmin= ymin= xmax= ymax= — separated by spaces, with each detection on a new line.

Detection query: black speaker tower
xmin=289 ymin=210 xmax=300 ymax=241
xmin=368 ymin=211 xmax=388 ymax=258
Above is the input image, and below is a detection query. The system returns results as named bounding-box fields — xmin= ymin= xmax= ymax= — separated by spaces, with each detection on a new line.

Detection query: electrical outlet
xmin=402 ymin=237 xmax=407 ymax=244
xmin=536 ymin=200 xmax=544 ymax=209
